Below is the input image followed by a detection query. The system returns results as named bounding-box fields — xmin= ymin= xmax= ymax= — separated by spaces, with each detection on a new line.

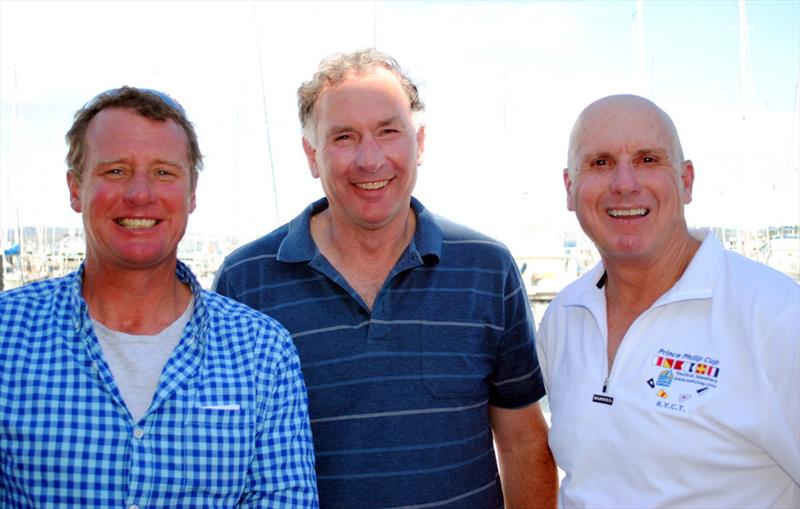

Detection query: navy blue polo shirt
xmin=214 ymin=197 xmax=545 ymax=508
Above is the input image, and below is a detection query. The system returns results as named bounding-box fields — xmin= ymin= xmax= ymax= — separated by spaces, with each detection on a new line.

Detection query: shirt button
xmin=133 ymin=428 xmax=145 ymax=439
xmin=129 ymin=505 xmax=140 ymax=509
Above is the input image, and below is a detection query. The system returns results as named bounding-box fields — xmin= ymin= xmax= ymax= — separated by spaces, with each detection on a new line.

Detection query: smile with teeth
xmin=117 ymin=218 xmax=158 ymax=229
xmin=355 ymin=180 xmax=389 ymax=190
xmin=608 ymin=208 xmax=648 ymax=218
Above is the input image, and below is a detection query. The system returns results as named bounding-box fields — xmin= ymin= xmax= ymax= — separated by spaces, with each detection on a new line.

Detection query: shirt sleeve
xmin=211 ymin=261 xmax=231 ymax=296
xmin=535 ymin=308 xmax=552 ymax=394
xmin=489 ymin=260 xmax=546 ymax=409
xmin=239 ymin=325 xmax=319 ymax=508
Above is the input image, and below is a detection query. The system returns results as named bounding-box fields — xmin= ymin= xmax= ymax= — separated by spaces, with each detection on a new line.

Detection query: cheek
xmin=315 ymin=150 xmax=345 ymax=177
xmin=568 ymin=180 xmax=591 ymax=212
xmin=82 ymin=186 xmax=114 ymax=211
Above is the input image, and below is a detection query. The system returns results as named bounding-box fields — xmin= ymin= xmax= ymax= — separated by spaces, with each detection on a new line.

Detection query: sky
xmin=1 ymin=0 xmax=798 ymax=259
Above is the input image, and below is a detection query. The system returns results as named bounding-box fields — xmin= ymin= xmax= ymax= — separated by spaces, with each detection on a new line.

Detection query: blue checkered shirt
xmin=0 ymin=261 xmax=318 ymax=508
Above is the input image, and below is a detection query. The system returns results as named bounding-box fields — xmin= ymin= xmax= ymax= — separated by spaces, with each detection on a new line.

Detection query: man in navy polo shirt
xmin=214 ymin=49 xmax=556 ymax=508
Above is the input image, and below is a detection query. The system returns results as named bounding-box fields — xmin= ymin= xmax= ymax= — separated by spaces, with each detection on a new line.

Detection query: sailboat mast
xmin=252 ymin=0 xmax=281 ymax=226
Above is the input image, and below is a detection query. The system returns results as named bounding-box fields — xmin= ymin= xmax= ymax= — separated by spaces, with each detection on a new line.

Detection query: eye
xmin=155 ymin=168 xmax=171 ymax=176
xmin=334 ymin=133 xmax=352 ymax=142
xmin=592 ymin=158 xmax=608 ymax=167
xmin=105 ymin=167 xmax=125 ymax=176
xmin=642 ymin=155 xmax=657 ymax=164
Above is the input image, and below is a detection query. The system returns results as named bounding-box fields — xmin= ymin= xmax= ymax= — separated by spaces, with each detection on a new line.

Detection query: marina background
xmin=2 ymin=0 xmax=799 ymax=304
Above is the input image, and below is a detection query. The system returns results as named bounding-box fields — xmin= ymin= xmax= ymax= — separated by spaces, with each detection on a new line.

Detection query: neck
xmin=310 ymin=206 xmax=416 ymax=310
xmin=81 ymin=258 xmax=192 ymax=335
xmin=313 ymin=206 xmax=416 ymax=264
xmin=603 ymin=230 xmax=701 ymax=310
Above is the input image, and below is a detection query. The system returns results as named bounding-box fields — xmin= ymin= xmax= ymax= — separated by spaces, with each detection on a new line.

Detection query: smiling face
xmin=67 ymin=107 xmax=196 ymax=273
xmin=302 ymin=66 xmax=425 ymax=233
xmin=564 ymin=95 xmax=694 ymax=265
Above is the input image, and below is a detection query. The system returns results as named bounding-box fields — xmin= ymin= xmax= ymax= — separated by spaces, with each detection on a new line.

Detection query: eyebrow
xmin=580 ymin=151 xmax=612 ymax=164
xmin=94 ymin=158 xmax=185 ymax=168
xmin=376 ymin=116 xmax=403 ymax=129
xmin=581 ymin=147 xmax=671 ymax=162
xmin=323 ymin=116 xmax=404 ymax=139
xmin=636 ymin=148 xmax=670 ymax=156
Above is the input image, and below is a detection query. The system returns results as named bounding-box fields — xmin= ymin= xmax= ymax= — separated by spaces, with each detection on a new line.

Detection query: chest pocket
xmin=420 ymin=324 xmax=495 ymax=399
xmin=182 ymin=407 xmax=256 ymax=496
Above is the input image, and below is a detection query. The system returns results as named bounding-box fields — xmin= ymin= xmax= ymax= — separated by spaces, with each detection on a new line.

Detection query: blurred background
xmin=2 ymin=0 xmax=798 ymax=298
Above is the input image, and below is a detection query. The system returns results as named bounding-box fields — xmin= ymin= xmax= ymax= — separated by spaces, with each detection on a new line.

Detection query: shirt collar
xmin=277 ymin=197 xmax=328 ymax=263
xmin=276 ymin=196 xmax=443 ymax=265
xmin=70 ymin=260 xmax=207 ymax=338
xmin=411 ymin=197 xmax=443 ymax=264
xmin=565 ymin=228 xmax=720 ymax=309
xmin=662 ymin=228 xmax=720 ymax=301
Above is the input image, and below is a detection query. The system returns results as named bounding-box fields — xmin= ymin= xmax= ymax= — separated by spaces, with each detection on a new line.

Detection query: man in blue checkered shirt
xmin=0 ymin=87 xmax=318 ymax=508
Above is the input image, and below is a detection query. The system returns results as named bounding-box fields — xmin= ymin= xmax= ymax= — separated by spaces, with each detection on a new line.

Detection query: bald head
xmin=567 ymin=94 xmax=685 ymax=177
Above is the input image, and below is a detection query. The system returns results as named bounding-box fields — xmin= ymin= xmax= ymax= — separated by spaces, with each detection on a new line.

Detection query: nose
xmin=124 ymin=172 xmax=155 ymax=204
xmin=609 ymin=159 xmax=641 ymax=196
xmin=355 ymin=136 xmax=385 ymax=173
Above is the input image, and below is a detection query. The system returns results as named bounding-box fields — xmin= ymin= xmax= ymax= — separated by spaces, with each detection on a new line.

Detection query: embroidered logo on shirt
xmin=649 ymin=348 xmax=722 ymax=414
xmin=656 ymin=370 xmax=674 ymax=387
xmin=652 ymin=355 xmax=720 ymax=378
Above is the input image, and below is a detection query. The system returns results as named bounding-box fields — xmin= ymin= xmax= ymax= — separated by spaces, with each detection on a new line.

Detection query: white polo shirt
xmin=537 ymin=229 xmax=800 ymax=508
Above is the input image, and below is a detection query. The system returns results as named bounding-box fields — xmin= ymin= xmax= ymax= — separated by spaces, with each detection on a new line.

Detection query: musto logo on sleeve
xmin=645 ymin=348 xmax=721 ymax=414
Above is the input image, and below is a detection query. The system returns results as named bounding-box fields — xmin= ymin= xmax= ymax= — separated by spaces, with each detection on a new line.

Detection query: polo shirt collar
xmin=277 ymin=197 xmax=328 ymax=263
xmin=410 ymin=197 xmax=443 ymax=264
xmin=660 ymin=228 xmax=719 ymax=302
xmin=276 ymin=196 xmax=443 ymax=264
xmin=565 ymin=228 xmax=719 ymax=310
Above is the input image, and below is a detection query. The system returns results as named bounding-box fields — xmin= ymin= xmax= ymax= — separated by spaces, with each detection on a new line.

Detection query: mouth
xmin=116 ymin=218 xmax=158 ymax=229
xmin=607 ymin=208 xmax=649 ymax=218
xmin=354 ymin=179 xmax=390 ymax=190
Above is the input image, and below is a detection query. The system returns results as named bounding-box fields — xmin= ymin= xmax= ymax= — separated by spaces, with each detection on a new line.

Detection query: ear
xmin=302 ymin=137 xmax=320 ymax=178
xmin=415 ymin=125 xmax=426 ymax=166
xmin=67 ymin=171 xmax=82 ymax=213
xmin=186 ymin=172 xmax=198 ymax=214
xmin=680 ymin=160 xmax=695 ymax=204
xmin=563 ymin=168 xmax=576 ymax=211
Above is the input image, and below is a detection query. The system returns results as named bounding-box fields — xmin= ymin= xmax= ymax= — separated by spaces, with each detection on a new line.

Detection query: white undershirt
xmin=93 ymin=297 xmax=193 ymax=422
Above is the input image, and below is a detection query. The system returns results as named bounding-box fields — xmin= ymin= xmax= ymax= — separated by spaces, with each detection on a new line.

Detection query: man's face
xmin=564 ymin=97 xmax=694 ymax=264
xmin=302 ymin=67 xmax=425 ymax=232
xmin=67 ymin=107 xmax=196 ymax=272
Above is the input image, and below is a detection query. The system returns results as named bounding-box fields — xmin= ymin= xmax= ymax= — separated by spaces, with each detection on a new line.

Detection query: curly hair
xmin=297 ymin=48 xmax=425 ymax=145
